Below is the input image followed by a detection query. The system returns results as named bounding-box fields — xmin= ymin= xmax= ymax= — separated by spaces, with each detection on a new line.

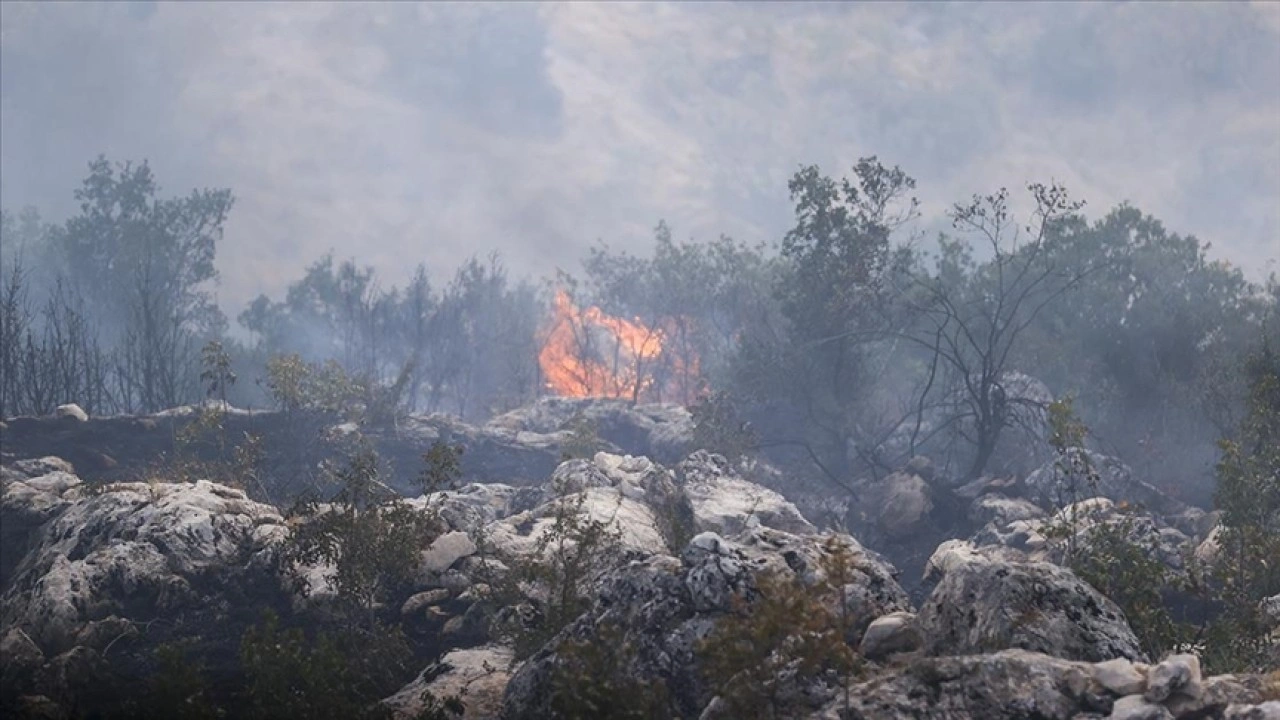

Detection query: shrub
xmin=697 ymin=536 xmax=862 ymax=719
xmin=479 ymin=485 xmax=624 ymax=660
xmin=545 ymin=622 xmax=674 ymax=720
xmin=285 ymin=445 xmax=446 ymax=629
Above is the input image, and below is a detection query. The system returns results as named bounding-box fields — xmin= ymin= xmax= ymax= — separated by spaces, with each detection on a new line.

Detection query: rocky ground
xmin=1 ymin=400 xmax=1277 ymax=719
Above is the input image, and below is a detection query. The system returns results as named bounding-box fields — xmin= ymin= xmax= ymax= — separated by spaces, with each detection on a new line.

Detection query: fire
xmin=538 ymin=290 xmax=702 ymax=404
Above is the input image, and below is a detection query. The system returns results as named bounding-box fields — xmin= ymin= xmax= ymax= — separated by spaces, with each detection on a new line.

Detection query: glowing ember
xmin=538 ymin=290 xmax=701 ymax=403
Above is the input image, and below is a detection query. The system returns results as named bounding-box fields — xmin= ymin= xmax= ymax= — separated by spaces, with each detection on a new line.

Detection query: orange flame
xmin=538 ymin=290 xmax=702 ymax=404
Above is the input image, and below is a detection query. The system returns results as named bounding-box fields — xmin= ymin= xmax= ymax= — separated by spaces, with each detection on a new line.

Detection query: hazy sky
xmin=2 ymin=2 xmax=1278 ymax=315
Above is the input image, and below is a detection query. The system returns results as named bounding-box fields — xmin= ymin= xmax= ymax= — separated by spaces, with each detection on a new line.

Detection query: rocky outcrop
xmin=0 ymin=397 xmax=695 ymax=495
xmin=485 ymin=397 xmax=694 ymax=464
xmin=969 ymin=496 xmax=1194 ymax=578
xmin=383 ymin=645 xmax=514 ymax=720
xmin=918 ymin=542 xmax=1146 ymax=662
xmin=823 ymin=649 xmax=1277 ymax=720
xmin=676 ymin=451 xmax=815 ymax=537
xmin=2 ymin=475 xmax=287 ymax=655
xmin=501 ymin=527 xmax=910 ymax=719
xmin=1024 ymin=449 xmax=1187 ymax=517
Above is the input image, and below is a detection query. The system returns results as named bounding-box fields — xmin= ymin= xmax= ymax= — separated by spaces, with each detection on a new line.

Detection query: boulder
xmin=1024 ymin=449 xmax=1185 ymax=516
xmin=2 ymin=477 xmax=287 ymax=654
xmin=918 ymin=550 xmax=1146 ymax=662
xmin=53 ymin=405 xmax=87 ymax=423
xmin=1144 ymin=654 xmax=1202 ymax=704
xmin=383 ymin=645 xmax=514 ymax=720
xmin=861 ymin=471 xmax=934 ymax=541
xmin=420 ymin=531 xmax=478 ymax=575
xmin=677 ymin=451 xmax=815 ymax=537
xmin=831 ymin=650 xmax=1096 ymax=720
xmin=1110 ymin=694 xmax=1174 ymax=720
xmin=969 ymin=494 xmax=1045 ymax=527
xmin=1092 ymin=658 xmax=1149 ymax=696
xmin=859 ymin=611 xmax=923 ymax=660
xmin=502 ymin=528 xmax=909 ymax=719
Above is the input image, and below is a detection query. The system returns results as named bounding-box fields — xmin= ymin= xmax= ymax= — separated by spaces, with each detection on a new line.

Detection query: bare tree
xmin=892 ymin=183 xmax=1096 ymax=480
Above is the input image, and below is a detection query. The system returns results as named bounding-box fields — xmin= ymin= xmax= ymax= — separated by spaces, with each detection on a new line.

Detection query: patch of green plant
xmin=477 ymin=484 xmax=624 ymax=660
xmin=697 ymin=536 xmax=863 ymax=719
xmin=239 ymin=610 xmax=416 ymax=720
xmin=285 ymin=444 xmax=447 ymax=630
xmin=547 ymin=621 xmax=674 ymax=720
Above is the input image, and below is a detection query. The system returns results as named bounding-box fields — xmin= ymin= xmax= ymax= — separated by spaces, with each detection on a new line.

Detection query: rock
xmin=1024 ymin=449 xmax=1185 ymax=516
xmin=5 ymin=457 xmax=77 ymax=480
xmin=2 ymin=478 xmax=287 ymax=653
xmin=0 ymin=627 xmax=45 ymax=697
xmin=970 ymin=497 xmax=1192 ymax=577
xmin=485 ymin=486 xmax=670 ymax=558
xmin=970 ymin=494 xmax=1045 ymax=527
xmin=861 ymin=471 xmax=934 ymax=540
xmin=411 ymin=483 xmax=532 ymax=535
xmin=922 ymin=539 xmax=1027 ymax=581
xmin=677 ymin=451 xmax=815 ymax=536
xmin=420 ymin=531 xmax=478 ymax=574
xmin=12 ymin=694 xmax=66 ymax=720
xmin=1259 ymin=594 xmax=1280 ymax=628
xmin=829 ymin=649 xmax=1095 ymax=720
xmin=384 ymin=645 xmax=514 ymax=719
xmin=1108 ymin=694 xmax=1173 ymax=720
xmin=502 ymin=528 xmax=909 ymax=719
xmin=904 ymin=456 xmax=935 ymax=482
xmin=401 ymin=589 xmax=452 ymax=617
xmin=859 ymin=611 xmax=923 ymax=660
xmin=485 ymin=397 xmax=694 ymax=463
xmin=917 ymin=555 xmax=1146 ymax=662
xmin=53 ymin=405 xmax=87 ymax=423
xmin=1224 ymin=702 xmax=1280 ymax=720
xmin=1143 ymin=653 xmax=1201 ymax=703
xmin=549 ymin=458 xmax=614 ymax=495
xmin=1166 ymin=674 xmax=1267 ymax=718
xmin=1092 ymin=658 xmax=1148 ymax=696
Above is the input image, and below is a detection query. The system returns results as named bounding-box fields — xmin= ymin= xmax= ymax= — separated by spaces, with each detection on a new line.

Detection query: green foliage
xmin=420 ymin=439 xmax=465 ymax=494
xmin=577 ymin=222 xmax=774 ymax=403
xmin=265 ymin=353 xmax=367 ymax=417
xmin=698 ymin=537 xmax=863 ymax=719
xmin=51 ymin=156 xmax=233 ymax=412
xmin=239 ymin=610 xmax=412 ymax=720
xmin=1204 ymin=342 xmax=1280 ymax=672
xmin=135 ymin=641 xmax=220 ymax=720
xmin=285 ymin=447 xmax=443 ymax=628
xmin=483 ymin=487 xmax=624 ymax=660
xmin=1066 ymin=510 xmax=1191 ymax=660
xmin=546 ymin=622 xmax=674 ymax=720
xmin=1042 ymin=396 xmax=1188 ymax=658
xmin=1046 ymin=396 xmax=1088 ymax=453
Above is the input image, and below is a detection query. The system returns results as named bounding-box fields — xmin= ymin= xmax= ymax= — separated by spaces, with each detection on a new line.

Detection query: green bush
xmin=698 ymin=537 xmax=862 ymax=719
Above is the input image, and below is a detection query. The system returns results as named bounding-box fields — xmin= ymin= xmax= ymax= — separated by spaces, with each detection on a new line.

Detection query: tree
xmin=1205 ymin=341 xmax=1280 ymax=671
xmin=891 ymin=183 xmax=1094 ymax=480
xmin=52 ymin=156 xmax=232 ymax=412
xmin=729 ymin=159 xmax=917 ymax=487
xmin=579 ymin=222 xmax=775 ymax=404
xmin=1011 ymin=205 xmax=1264 ymax=503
